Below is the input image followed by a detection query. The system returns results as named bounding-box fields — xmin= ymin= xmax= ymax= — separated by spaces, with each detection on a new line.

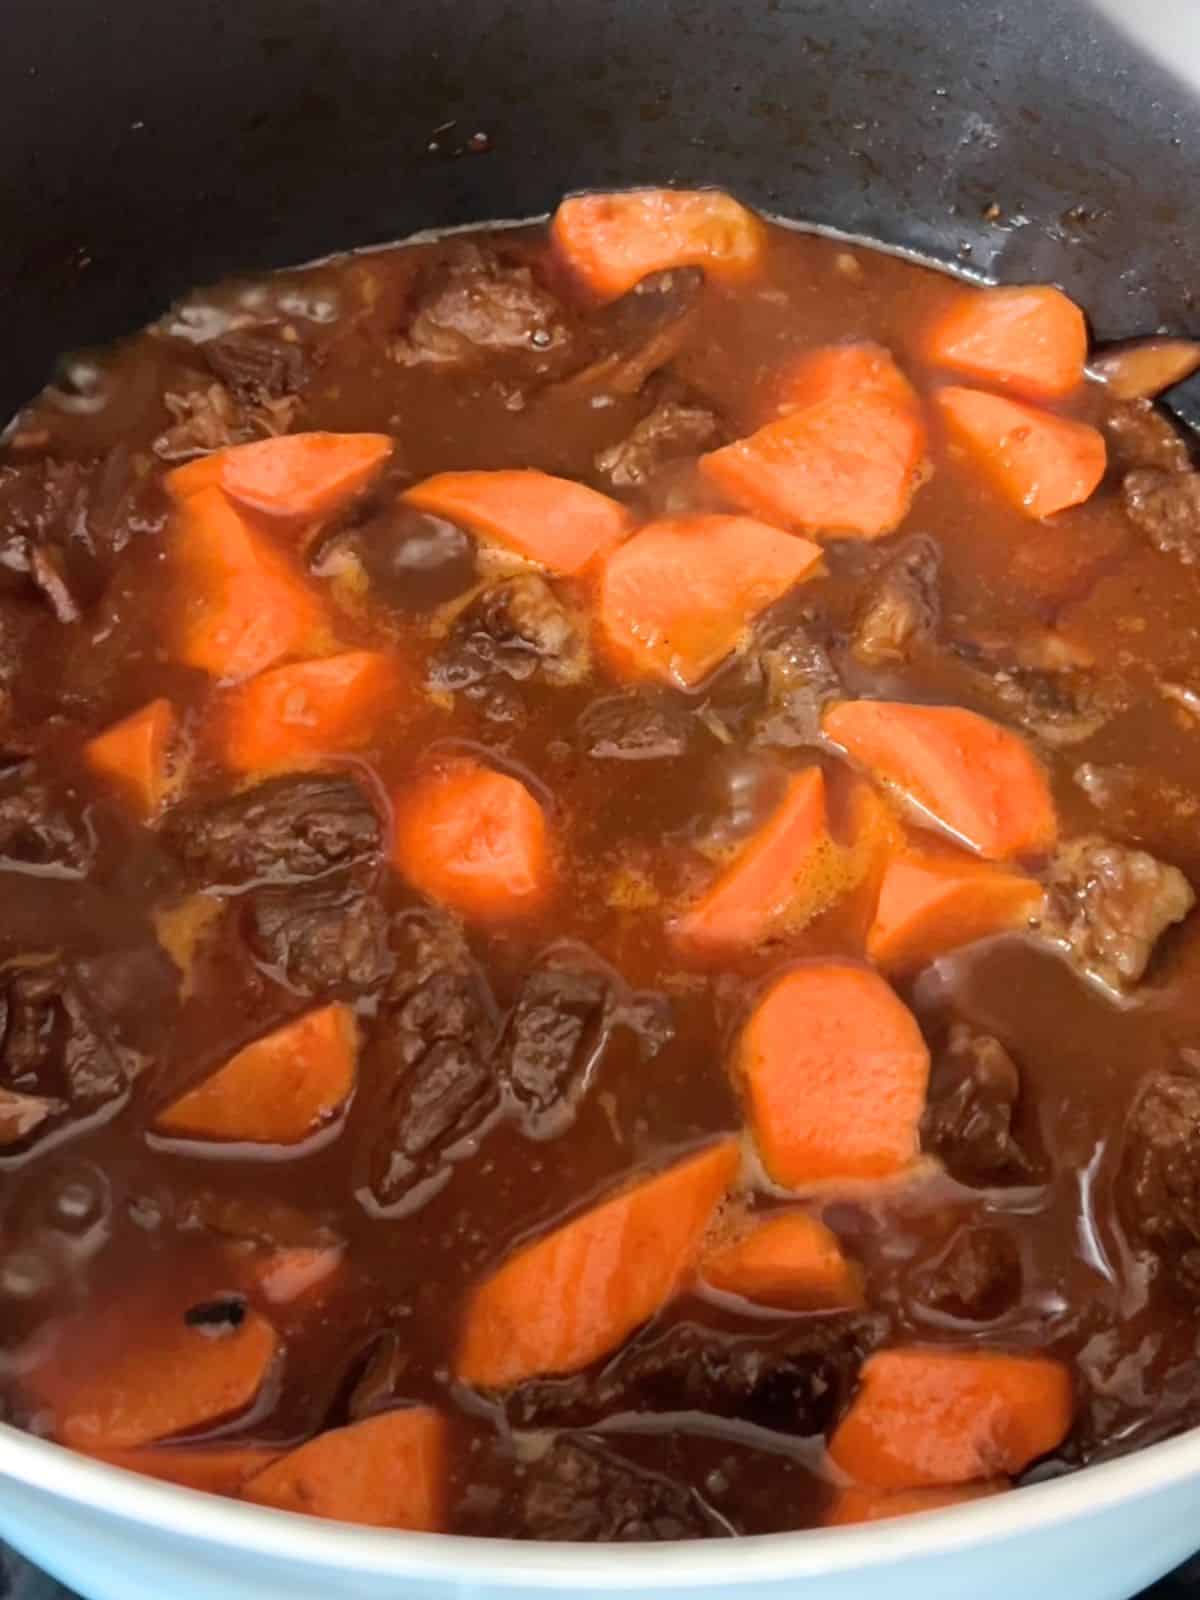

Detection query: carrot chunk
xmin=457 ymin=1139 xmax=740 ymax=1388
xmin=867 ymin=848 xmax=1044 ymax=973
xmin=91 ymin=1445 xmax=283 ymax=1497
xmin=155 ymin=1003 xmax=357 ymax=1145
xmin=598 ymin=514 xmax=821 ymax=689
xmin=391 ymin=758 xmax=553 ymax=924
xmin=241 ymin=1407 xmax=446 ymax=1530
xmin=701 ymin=347 xmax=927 ymax=539
xmin=824 ymin=1481 xmax=1007 ymax=1527
xmin=84 ymin=698 xmax=176 ymax=820
xmin=702 ymin=1212 xmax=863 ymax=1309
xmin=551 ymin=189 xmax=765 ymax=302
xmin=403 ymin=469 xmax=633 ymax=575
xmin=822 ymin=700 xmax=1057 ymax=861
xmin=936 ymin=387 xmax=1106 ymax=519
xmin=34 ymin=1305 xmax=279 ymax=1450
xmin=828 ymin=1348 xmax=1073 ymax=1489
xmin=167 ymin=432 xmax=392 ymax=521
xmin=925 ymin=285 xmax=1087 ymax=400
xmin=674 ymin=768 xmax=848 ymax=954
xmin=221 ymin=651 xmax=397 ymax=774
xmin=172 ymin=488 xmax=324 ymax=682
xmin=737 ymin=961 xmax=929 ymax=1185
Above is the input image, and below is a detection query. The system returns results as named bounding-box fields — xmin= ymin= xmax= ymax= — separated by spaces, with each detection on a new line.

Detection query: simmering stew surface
xmin=3 ymin=190 xmax=1200 ymax=1538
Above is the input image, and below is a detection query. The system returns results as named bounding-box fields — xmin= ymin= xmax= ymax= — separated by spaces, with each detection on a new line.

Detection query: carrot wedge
xmin=403 ymin=470 xmax=633 ymax=575
xmin=825 ymin=1481 xmax=1008 ymax=1527
xmin=674 ymin=768 xmax=848 ymax=954
xmin=701 ymin=347 xmax=927 ymax=539
xmin=167 ymin=432 xmax=393 ymax=521
xmin=867 ymin=848 xmax=1044 ymax=974
xmin=822 ymin=701 xmax=1057 ymax=861
xmin=828 ymin=1348 xmax=1073 ymax=1489
xmin=598 ymin=514 xmax=821 ymax=689
xmin=221 ymin=651 xmax=397 ymax=775
xmin=241 ymin=1407 xmax=446 ymax=1530
xmin=702 ymin=1212 xmax=863 ymax=1309
xmin=551 ymin=189 xmax=765 ymax=302
xmin=172 ymin=488 xmax=324 ymax=682
xmin=457 ymin=1139 xmax=740 ymax=1388
xmin=155 ymin=1004 xmax=357 ymax=1145
xmin=91 ymin=1445 xmax=283 ymax=1497
xmin=936 ymin=387 xmax=1106 ymax=519
xmin=925 ymin=285 xmax=1087 ymax=400
xmin=737 ymin=962 xmax=929 ymax=1185
xmin=392 ymin=758 xmax=553 ymax=924
xmin=84 ymin=698 xmax=176 ymax=820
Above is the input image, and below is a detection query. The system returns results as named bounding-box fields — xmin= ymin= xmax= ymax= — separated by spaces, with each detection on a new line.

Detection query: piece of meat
xmin=563 ymin=269 xmax=705 ymax=396
xmin=750 ymin=619 xmax=842 ymax=749
xmin=202 ymin=330 xmax=311 ymax=403
xmin=166 ymin=773 xmax=382 ymax=887
xmin=346 ymin=1331 xmax=411 ymax=1422
xmin=518 ymin=1437 xmax=726 ymax=1542
xmin=595 ymin=401 xmax=723 ymax=489
xmin=428 ymin=575 xmax=589 ymax=717
xmin=1123 ymin=1065 xmax=1200 ymax=1298
xmin=0 ymin=776 xmax=94 ymax=876
xmin=0 ymin=1085 xmax=64 ymax=1147
xmin=909 ymin=1226 xmax=1023 ymax=1323
xmin=1035 ymin=836 xmax=1195 ymax=995
xmin=1104 ymin=399 xmax=1192 ymax=475
xmin=952 ymin=632 xmax=1117 ymax=749
xmin=921 ymin=1022 xmax=1032 ymax=1185
xmin=152 ymin=382 xmax=302 ymax=462
xmin=392 ymin=243 xmax=576 ymax=375
xmin=850 ymin=534 xmax=941 ymax=667
xmin=576 ymin=695 xmax=692 ymax=762
xmin=244 ymin=883 xmax=392 ymax=995
xmin=1122 ymin=468 xmax=1200 ymax=565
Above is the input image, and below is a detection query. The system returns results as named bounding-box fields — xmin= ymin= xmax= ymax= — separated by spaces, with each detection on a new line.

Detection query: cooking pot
xmin=1 ymin=1 xmax=1199 ymax=1595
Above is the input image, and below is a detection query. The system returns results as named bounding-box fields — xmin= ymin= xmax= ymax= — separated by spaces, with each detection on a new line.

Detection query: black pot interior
xmin=1 ymin=0 xmax=1197 ymax=421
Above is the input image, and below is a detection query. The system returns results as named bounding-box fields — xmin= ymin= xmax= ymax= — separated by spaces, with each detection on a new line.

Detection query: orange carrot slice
xmin=403 ymin=470 xmax=633 ymax=575
xmin=825 ymin=1481 xmax=1008 ymax=1526
xmin=84 ymin=698 xmax=176 ymax=820
xmin=867 ymin=848 xmax=1044 ymax=973
xmin=702 ymin=1212 xmax=863 ymax=1308
xmin=773 ymin=341 xmax=922 ymax=417
xmin=598 ymin=514 xmax=821 ymax=689
xmin=925 ymin=285 xmax=1087 ymax=400
xmin=391 ymin=758 xmax=553 ymax=924
xmin=221 ymin=651 xmax=397 ymax=774
xmin=172 ymin=488 xmax=324 ymax=682
xmin=822 ymin=700 xmax=1057 ymax=861
xmin=551 ymin=189 xmax=765 ymax=302
xmin=457 ymin=1139 xmax=740 ymax=1388
xmin=241 ymin=1407 xmax=446 ymax=1529
xmin=91 ymin=1445 xmax=283 ymax=1497
xmin=155 ymin=1004 xmax=357 ymax=1145
xmin=674 ymin=768 xmax=848 ymax=954
xmin=167 ymin=433 xmax=392 ymax=521
xmin=828 ymin=1348 xmax=1073 ymax=1489
xmin=936 ymin=387 xmax=1106 ymax=519
xmin=737 ymin=961 xmax=929 ymax=1185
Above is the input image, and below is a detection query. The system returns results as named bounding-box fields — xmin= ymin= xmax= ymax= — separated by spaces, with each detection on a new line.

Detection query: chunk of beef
xmin=1123 ymin=1066 xmax=1200 ymax=1298
xmin=351 ymin=506 xmax=477 ymax=611
xmin=909 ymin=1226 xmax=1023 ymax=1324
xmin=166 ymin=773 xmax=381 ymax=887
xmin=393 ymin=243 xmax=575 ymax=375
xmin=850 ymin=534 xmax=941 ymax=667
xmin=1122 ymin=468 xmax=1200 ymax=565
xmin=346 ymin=1331 xmax=411 ymax=1422
xmin=202 ymin=329 xmax=311 ymax=403
xmin=244 ymin=883 xmax=392 ymax=995
xmin=595 ymin=400 xmax=723 ymax=489
xmin=1104 ymin=399 xmax=1192 ymax=475
xmin=921 ymin=1023 xmax=1032 ymax=1185
xmin=428 ymin=575 xmax=589 ymax=716
xmin=153 ymin=381 xmax=302 ymax=462
xmin=519 ymin=1437 xmax=725 ymax=1542
xmin=564 ymin=269 xmax=705 ymax=396
xmin=576 ymin=695 xmax=692 ymax=762
xmin=0 ymin=1086 xmax=64 ymax=1148
xmin=750 ymin=620 xmax=842 ymax=748
xmin=1036 ymin=836 xmax=1195 ymax=995
xmin=0 ymin=776 xmax=93 ymax=876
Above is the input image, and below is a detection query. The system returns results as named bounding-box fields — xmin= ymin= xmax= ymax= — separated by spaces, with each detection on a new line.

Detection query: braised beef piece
xmin=429 ymin=575 xmax=589 ymax=710
xmin=244 ymin=882 xmax=392 ymax=995
xmin=346 ymin=1331 xmax=411 ymax=1422
xmin=750 ymin=619 xmax=842 ymax=748
xmin=850 ymin=534 xmax=941 ymax=667
xmin=565 ymin=269 xmax=705 ymax=396
xmin=352 ymin=506 xmax=476 ymax=611
xmin=202 ymin=329 xmax=311 ymax=403
xmin=167 ymin=773 xmax=382 ymax=887
xmin=393 ymin=243 xmax=576 ymax=375
xmin=153 ymin=381 xmax=302 ymax=462
xmin=951 ymin=629 xmax=1115 ymax=749
xmin=909 ymin=1225 xmax=1023 ymax=1324
xmin=518 ymin=1437 xmax=726 ymax=1542
xmin=0 ymin=775 xmax=93 ymax=876
xmin=1035 ymin=836 xmax=1195 ymax=994
xmin=922 ymin=1023 xmax=1032 ymax=1185
xmin=1122 ymin=468 xmax=1200 ymax=566
xmin=1068 ymin=1319 xmax=1200 ymax=1467
xmin=595 ymin=400 xmax=723 ymax=489
xmin=576 ymin=694 xmax=692 ymax=762
xmin=0 ymin=1085 xmax=64 ymax=1147
xmin=1104 ymin=399 xmax=1193 ymax=474
xmin=1122 ymin=1065 xmax=1200 ymax=1298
